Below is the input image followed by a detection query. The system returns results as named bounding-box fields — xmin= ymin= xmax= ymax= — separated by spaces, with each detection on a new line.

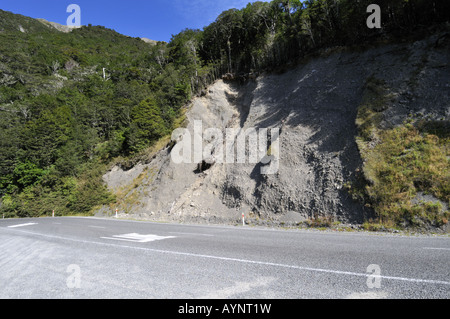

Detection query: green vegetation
xmin=0 ymin=11 xmax=184 ymax=217
xmin=353 ymin=78 xmax=449 ymax=230
xmin=0 ymin=0 xmax=449 ymax=219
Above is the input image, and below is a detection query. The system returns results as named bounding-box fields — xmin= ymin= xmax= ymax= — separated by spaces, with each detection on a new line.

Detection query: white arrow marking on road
xmin=8 ymin=223 xmax=38 ymax=228
xmin=101 ymin=233 xmax=176 ymax=243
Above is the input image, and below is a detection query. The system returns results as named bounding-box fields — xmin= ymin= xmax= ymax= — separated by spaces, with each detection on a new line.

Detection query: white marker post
xmin=242 ymin=213 xmax=245 ymax=226
xmin=52 ymin=210 xmax=55 ymax=217
xmin=115 ymin=209 xmax=118 ymax=219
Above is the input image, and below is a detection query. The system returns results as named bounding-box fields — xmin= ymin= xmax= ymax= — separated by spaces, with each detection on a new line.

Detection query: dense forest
xmin=0 ymin=0 xmax=449 ymax=218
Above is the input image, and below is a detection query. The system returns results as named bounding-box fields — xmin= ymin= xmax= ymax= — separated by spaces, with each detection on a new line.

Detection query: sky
xmin=0 ymin=0 xmax=269 ymax=42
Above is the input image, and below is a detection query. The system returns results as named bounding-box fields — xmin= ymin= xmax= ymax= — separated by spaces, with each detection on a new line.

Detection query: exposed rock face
xmin=101 ymin=31 xmax=449 ymax=225
xmin=36 ymin=19 xmax=80 ymax=33
xmin=140 ymin=38 xmax=158 ymax=45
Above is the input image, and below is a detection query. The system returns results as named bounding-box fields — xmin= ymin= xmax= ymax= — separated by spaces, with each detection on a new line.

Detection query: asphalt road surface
xmin=0 ymin=217 xmax=449 ymax=299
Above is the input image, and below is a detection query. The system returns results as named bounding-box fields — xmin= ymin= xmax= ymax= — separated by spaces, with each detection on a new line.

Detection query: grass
xmin=355 ymin=76 xmax=394 ymax=155
xmin=305 ymin=215 xmax=335 ymax=229
xmin=363 ymin=121 xmax=449 ymax=228
xmin=353 ymin=77 xmax=450 ymax=230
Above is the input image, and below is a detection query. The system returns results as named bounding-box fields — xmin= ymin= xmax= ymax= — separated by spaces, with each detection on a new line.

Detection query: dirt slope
xmin=101 ymin=30 xmax=449 ymax=226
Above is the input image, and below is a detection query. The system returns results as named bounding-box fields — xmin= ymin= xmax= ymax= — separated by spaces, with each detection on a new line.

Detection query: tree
xmin=11 ymin=161 xmax=48 ymax=192
xmin=22 ymin=105 xmax=72 ymax=168
xmin=127 ymin=96 xmax=167 ymax=153
xmin=168 ymin=29 xmax=204 ymax=94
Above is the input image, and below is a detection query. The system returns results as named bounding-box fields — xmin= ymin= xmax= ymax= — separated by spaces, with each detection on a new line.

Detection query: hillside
xmin=102 ymin=29 xmax=449 ymax=232
xmin=0 ymin=1 xmax=449 ymax=232
xmin=0 ymin=9 xmax=185 ymax=217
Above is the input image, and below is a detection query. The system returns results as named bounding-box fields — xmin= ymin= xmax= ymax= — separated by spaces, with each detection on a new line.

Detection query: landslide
xmin=101 ymin=30 xmax=449 ymax=229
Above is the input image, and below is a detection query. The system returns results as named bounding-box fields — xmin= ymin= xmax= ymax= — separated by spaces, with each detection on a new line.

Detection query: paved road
xmin=0 ymin=217 xmax=449 ymax=299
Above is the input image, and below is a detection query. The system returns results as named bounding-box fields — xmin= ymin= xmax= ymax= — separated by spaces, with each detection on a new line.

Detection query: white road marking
xmin=101 ymin=233 xmax=176 ymax=243
xmin=169 ymin=232 xmax=214 ymax=237
xmin=424 ymin=247 xmax=450 ymax=251
xmin=7 ymin=223 xmax=38 ymax=228
xmin=88 ymin=225 xmax=106 ymax=229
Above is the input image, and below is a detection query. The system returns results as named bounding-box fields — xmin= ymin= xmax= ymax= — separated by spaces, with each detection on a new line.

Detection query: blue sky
xmin=0 ymin=0 xmax=268 ymax=42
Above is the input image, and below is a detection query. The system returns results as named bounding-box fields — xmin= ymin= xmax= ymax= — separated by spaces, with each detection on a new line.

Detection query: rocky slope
xmin=36 ymin=19 xmax=80 ymax=33
xmin=101 ymin=29 xmax=449 ymax=227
